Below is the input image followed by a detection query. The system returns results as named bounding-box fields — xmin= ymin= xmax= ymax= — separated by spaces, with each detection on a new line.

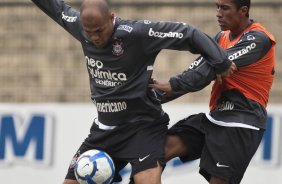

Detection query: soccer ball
xmin=75 ymin=149 xmax=115 ymax=184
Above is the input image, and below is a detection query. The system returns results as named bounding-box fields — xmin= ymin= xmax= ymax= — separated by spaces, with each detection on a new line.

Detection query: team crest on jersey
xmin=144 ymin=20 xmax=152 ymax=24
xmin=247 ymin=35 xmax=256 ymax=41
xmin=112 ymin=39 xmax=124 ymax=56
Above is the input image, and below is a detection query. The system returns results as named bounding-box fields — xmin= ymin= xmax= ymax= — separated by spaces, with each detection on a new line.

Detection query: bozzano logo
xmin=148 ymin=28 xmax=183 ymax=39
xmin=228 ymin=43 xmax=256 ymax=61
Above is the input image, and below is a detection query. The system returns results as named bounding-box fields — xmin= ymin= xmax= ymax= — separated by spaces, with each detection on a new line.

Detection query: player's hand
xmin=216 ymin=62 xmax=237 ymax=84
xmin=149 ymin=79 xmax=173 ymax=97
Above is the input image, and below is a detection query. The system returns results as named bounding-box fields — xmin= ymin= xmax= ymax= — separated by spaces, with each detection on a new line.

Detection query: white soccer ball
xmin=75 ymin=149 xmax=115 ymax=184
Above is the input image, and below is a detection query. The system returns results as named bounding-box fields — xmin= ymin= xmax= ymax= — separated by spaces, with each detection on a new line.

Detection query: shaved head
xmin=80 ymin=0 xmax=110 ymax=17
xmin=80 ymin=0 xmax=115 ymax=48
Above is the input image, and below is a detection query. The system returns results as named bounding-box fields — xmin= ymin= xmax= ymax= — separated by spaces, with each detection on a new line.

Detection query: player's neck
xmin=230 ymin=19 xmax=252 ymax=40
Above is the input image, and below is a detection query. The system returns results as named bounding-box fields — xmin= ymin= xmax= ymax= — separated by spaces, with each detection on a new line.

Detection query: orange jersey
xmin=210 ymin=23 xmax=276 ymax=110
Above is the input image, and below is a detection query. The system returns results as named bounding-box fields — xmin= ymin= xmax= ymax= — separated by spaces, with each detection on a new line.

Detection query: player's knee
xmin=63 ymin=179 xmax=79 ymax=184
xmin=210 ymin=176 xmax=229 ymax=184
xmin=133 ymin=163 xmax=162 ymax=184
xmin=165 ymin=135 xmax=188 ymax=162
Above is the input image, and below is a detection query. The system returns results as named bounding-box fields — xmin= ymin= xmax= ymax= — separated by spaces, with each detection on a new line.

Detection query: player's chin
xmin=219 ymin=25 xmax=228 ymax=31
xmin=93 ymin=41 xmax=107 ymax=48
xmin=218 ymin=22 xmax=227 ymax=31
xmin=94 ymin=43 xmax=105 ymax=49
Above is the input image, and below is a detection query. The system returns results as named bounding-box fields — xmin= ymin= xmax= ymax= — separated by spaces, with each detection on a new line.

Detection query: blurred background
xmin=0 ymin=0 xmax=281 ymax=103
xmin=0 ymin=0 xmax=281 ymax=184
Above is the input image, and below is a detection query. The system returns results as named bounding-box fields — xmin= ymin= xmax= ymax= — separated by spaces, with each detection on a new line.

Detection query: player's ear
xmin=240 ymin=6 xmax=249 ymax=17
xmin=110 ymin=12 xmax=115 ymax=21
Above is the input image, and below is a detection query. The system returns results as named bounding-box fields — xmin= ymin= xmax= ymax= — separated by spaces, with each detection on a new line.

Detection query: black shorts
xmin=65 ymin=113 xmax=169 ymax=183
xmin=168 ymin=113 xmax=264 ymax=184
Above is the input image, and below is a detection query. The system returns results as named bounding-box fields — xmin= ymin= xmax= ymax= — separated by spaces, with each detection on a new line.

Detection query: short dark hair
xmin=233 ymin=0 xmax=251 ymax=17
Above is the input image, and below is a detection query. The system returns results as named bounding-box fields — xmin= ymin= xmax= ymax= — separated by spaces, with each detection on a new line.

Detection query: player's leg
xmin=210 ymin=176 xmax=229 ymax=184
xmin=63 ymin=179 xmax=79 ymax=184
xmin=165 ymin=134 xmax=188 ymax=162
xmin=128 ymin=114 xmax=169 ymax=184
xmin=62 ymin=139 xmax=127 ymax=184
xmin=199 ymin=116 xmax=265 ymax=184
xmin=165 ymin=113 xmax=206 ymax=162
xmin=133 ymin=162 xmax=163 ymax=184
xmin=64 ymin=147 xmax=84 ymax=184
